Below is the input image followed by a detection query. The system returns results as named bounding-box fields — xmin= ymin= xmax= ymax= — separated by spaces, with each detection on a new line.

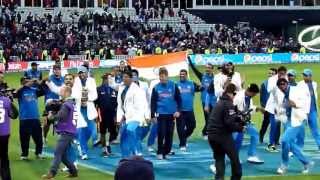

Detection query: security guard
xmin=95 ymin=73 xmax=118 ymax=157
xmin=207 ymin=83 xmax=243 ymax=180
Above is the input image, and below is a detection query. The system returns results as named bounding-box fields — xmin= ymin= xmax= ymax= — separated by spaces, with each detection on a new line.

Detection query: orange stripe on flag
xmin=127 ymin=51 xmax=187 ymax=68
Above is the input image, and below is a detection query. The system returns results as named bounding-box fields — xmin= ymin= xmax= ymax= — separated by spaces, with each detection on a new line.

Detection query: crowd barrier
xmin=1 ymin=53 xmax=319 ymax=72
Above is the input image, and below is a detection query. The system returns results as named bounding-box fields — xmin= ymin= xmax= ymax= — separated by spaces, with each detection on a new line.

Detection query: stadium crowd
xmin=0 ymin=1 xmax=303 ymax=64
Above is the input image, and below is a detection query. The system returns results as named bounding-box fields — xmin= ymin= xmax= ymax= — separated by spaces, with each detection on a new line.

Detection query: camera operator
xmin=207 ymin=83 xmax=243 ymax=180
xmin=42 ymin=86 xmax=78 ymax=179
xmin=0 ymin=88 xmax=18 ymax=180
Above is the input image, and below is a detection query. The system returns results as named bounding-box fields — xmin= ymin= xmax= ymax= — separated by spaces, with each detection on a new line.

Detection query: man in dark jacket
xmin=207 ymin=83 xmax=244 ymax=180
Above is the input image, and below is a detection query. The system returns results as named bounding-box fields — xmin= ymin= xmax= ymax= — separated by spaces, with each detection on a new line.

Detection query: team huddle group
xmin=0 ymin=58 xmax=319 ymax=180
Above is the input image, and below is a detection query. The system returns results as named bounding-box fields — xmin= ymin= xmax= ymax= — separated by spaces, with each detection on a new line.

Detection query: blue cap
xmin=287 ymin=69 xmax=296 ymax=76
xmin=77 ymin=66 xmax=88 ymax=73
xmin=303 ymin=69 xmax=312 ymax=77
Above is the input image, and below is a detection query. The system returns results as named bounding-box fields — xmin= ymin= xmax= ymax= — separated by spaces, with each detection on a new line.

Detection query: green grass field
xmin=5 ymin=63 xmax=320 ymax=180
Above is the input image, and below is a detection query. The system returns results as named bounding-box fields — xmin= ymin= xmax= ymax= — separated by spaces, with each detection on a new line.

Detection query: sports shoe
xmin=203 ymin=135 xmax=208 ymax=140
xmin=277 ymin=165 xmax=287 ymax=175
xmin=93 ymin=140 xmax=101 ymax=147
xmin=41 ymin=172 xmax=54 ymax=179
xmin=36 ymin=154 xmax=46 ymax=159
xmin=62 ymin=163 xmax=78 ymax=172
xmin=148 ymin=146 xmax=154 ymax=152
xmin=101 ymin=151 xmax=110 ymax=158
xmin=266 ymin=144 xmax=279 ymax=152
xmin=21 ymin=156 xmax=29 ymax=161
xmin=168 ymin=151 xmax=175 ymax=155
xmin=81 ymin=154 xmax=88 ymax=160
xmin=289 ymin=152 xmax=294 ymax=158
xmin=210 ymin=164 xmax=216 ymax=174
xmin=64 ymin=173 xmax=78 ymax=178
xmin=157 ymin=154 xmax=163 ymax=160
xmin=180 ymin=146 xmax=187 ymax=152
xmin=302 ymin=161 xmax=314 ymax=174
xmin=106 ymin=146 xmax=112 ymax=154
xmin=247 ymin=156 xmax=264 ymax=164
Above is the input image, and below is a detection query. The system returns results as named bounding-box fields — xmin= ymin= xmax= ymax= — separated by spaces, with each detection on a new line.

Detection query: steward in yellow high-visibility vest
xmin=85 ymin=49 xmax=91 ymax=60
xmin=204 ymin=48 xmax=210 ymax=55
xmin=267 ymin=47 xmax=274 ymax=54
xmin=0 ymin=49 xmax=6 ymax=64
xmin=162 ymin=49 xmax=168 ymax=55
xmin=137 ymin=49 xmax=143 ymax=56
xmin=299 ymin=46 xmax=306 ymax=54
xmin=155 ymin=47 xmax=162 ymax=55
xmin=99 ymin=48 xmax=105 ymax=59
xmin=42 ymin=49 xmax=48 ymax=61
xmin=216 ymin=48 xmax=223 ymax=54
xmin=187 ymin=48 xmax=193 ymax=55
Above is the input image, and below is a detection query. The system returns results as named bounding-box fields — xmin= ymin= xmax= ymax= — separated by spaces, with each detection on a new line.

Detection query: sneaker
xmin=277 ymin=165 xmax=287 ymax=175
xmin=81 ymin=154 xmax=88 ymax=160
xmin=62 ymin=162 xmax=78 ymax=172
xmin=136 ymin=152 xmax=143 ymax=156
xmin=180 ymin=146 xmax=187 ymax=152
xmin=157 ymin=154 xmax=163 ymax=160
xmin=64 ymin=173 xmax=78 ymax=178
xmin=168 ymin=151 xmax=175 ymax=155
xmin=203 ymin=135 xmax=208 ymax=140
xmin=106 ymin=146 xmax=112 ymax=154
xmin=20 ymin=156 xmax=28 ymax=160
xmin=93 ymin=140 xmax=101 ymax=147
xmin=210 ymin=164 xmax=216 ymax=174
xmin=111 ymin=139 xmax=120 ymax=144
xmin=247 ymin=156 xmax=264 ymax=164
xmin=148 ymin=146 xmax=154 ymax=152
xmin=41 ymin=173 xmax=54 ymax=179
xmin=289 ymin=152 xmax=294 ymax=158
xmin=302 ymin=161 xmax=314 ymax=174
xmin=101 ymin=151 xmax=110 ymax=158
xmin=266 ymin=144 xmax=279 ymax=152
xmin=36 ymin=154 xmax=46 ymax=159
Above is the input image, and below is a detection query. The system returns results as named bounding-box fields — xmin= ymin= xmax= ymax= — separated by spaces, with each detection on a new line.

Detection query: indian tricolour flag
xmin=127 ymin=51 xmax=188 ymax=80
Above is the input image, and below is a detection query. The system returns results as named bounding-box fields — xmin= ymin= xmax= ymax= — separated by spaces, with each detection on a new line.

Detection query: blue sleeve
xmin=150 ymin=87 xmax=158 ymax=118
xmin=205 ymin=92 xmax=210 ymax=108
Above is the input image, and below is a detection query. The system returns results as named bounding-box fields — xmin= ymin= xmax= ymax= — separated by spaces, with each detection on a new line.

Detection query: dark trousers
xmin=176 ymin=111 xmax=196 ymax=147
xmin=259 ymin=111 xmax=281 ymax=144
xmin=208 ymin=134 xmax=242 ymax=180
xmin=157 ymin=114 xmax=175 ymax=156
xmin=100 ymin=111 xmax=118 ymax=143
xmin=50 ymin=133 xmax=77 ymax=176
xmin=0 ymin=135 xmax=11 ymax=180
xmin=202 ymin=103 xmax=212 ymax=136
xmin=259 ymin=111 xmax=270 ymax=143
xmin=19 ymin=119 xmax=43 ymax=157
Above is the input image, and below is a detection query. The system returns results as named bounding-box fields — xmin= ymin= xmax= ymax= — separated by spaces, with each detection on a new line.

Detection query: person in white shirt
xmin=297 ymin=69 xmax=320 ymax=150
xmin=233 ymin=83 xmax=264 ymax=164
xmin=131 ymin=69 xmax=151 ymax=155
xmin=214 ymin=62 xmax=242 ymax=98
xmin=275 ymin=78 xmax=313 ymax=175
xmin=72 ymin=66 xmax=98 ymax=160
xmin=265 ymin=66 xmax=287 ymax=152
xmin=117 ymin=70 xmax=148 ymax=158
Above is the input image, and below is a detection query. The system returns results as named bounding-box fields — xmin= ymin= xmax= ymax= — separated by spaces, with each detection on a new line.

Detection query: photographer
xmin=0 ymin=90 xmax=18 ymax=180
xmin=14 ymin=77 xmax=45 ymax=160
xmin=207 ymin=83 xmax=243 ymax=180
xmin=42 ymin=86 xmax=78 ymax=179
